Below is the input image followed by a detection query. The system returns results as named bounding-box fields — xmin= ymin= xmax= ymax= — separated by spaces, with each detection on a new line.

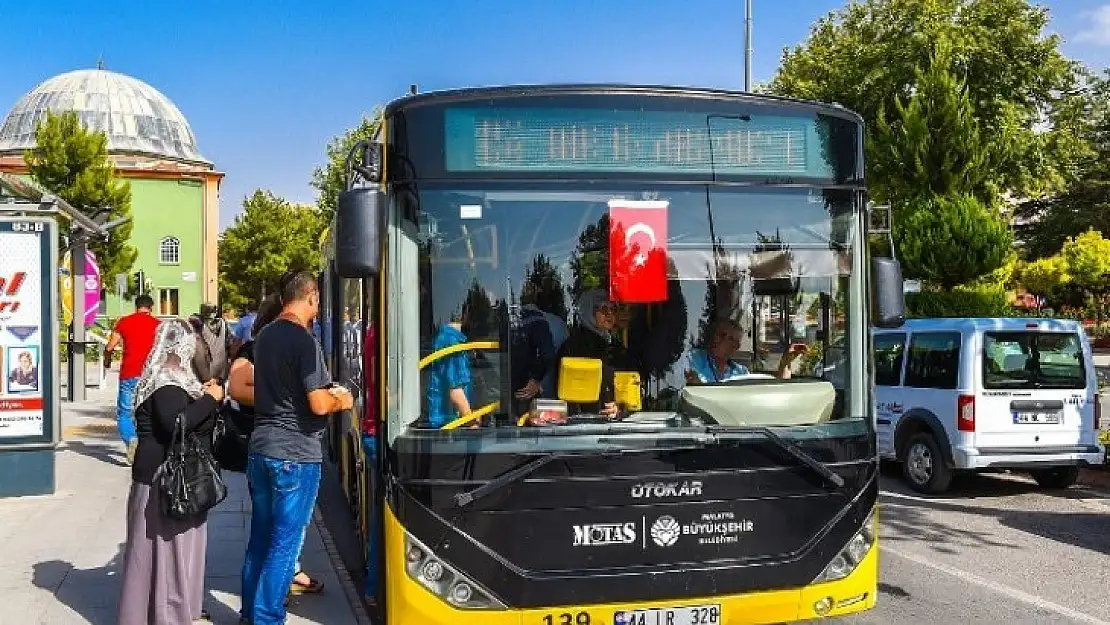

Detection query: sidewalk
xmin=0 ymin=372 xmax=365 ymax=625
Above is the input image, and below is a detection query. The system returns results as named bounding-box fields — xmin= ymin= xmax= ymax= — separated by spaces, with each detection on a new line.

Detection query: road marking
xmin=879 ymin=490 xmax=979 ymax=505
xmin=880 ymin=544 xmax=1110 ymax=625
xmin=881 ymin=488 xmax=1110 ymax=504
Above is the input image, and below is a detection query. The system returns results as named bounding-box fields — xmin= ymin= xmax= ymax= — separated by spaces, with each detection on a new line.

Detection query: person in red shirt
xmin=104 ymin=294 xmax=160 ymax=464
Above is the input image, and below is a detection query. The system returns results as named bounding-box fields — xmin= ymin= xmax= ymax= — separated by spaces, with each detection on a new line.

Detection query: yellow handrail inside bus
xmin=418 ymin=341 xmax=499 ymax=370
xmin=441 ymin=402 xmax=499 ymax=430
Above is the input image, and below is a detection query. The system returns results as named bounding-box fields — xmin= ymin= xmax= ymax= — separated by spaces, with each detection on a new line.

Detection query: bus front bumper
xmin=384 ymin=507 xmax=878 ymax=625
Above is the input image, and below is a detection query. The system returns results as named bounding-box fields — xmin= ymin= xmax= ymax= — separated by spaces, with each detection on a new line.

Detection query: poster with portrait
xmin=0 ymin=218 xmax=55 ymax=442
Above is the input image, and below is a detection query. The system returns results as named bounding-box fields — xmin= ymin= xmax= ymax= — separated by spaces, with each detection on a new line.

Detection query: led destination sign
xmin=444 ymin=106 xmax=842 ymax=178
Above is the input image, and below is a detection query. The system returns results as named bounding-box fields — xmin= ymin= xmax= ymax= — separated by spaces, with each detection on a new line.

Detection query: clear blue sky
xmin=1 ymin=0 xmax=1107 ymax=230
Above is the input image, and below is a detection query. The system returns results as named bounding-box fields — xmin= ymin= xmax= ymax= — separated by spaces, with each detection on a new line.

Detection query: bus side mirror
xmin=872 ymin=257 xmax=905 ymax=329
xmin=336 ymin=187 xmax=385 ymax=278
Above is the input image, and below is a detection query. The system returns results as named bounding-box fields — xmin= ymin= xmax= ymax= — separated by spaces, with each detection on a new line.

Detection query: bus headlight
xmin=403 ymin=532 xmax=506 ymax=609
xmin=813 ymin=508 xmax=877 ymax=584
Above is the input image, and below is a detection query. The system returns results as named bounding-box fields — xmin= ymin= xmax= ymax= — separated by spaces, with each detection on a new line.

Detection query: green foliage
xmin=770 ymin=0 xmax=1087 ymax=203
xmin=1015 ymin=70 xmax=1110 ymax=259
xmin=1061 ymin=229 xmax=1110 ymax=297
xmin=311 ymin=112 xmax=383 ymax=228
xmin=26 ymin=110 xmax=137 ymax=279
xmin=569 ymin=214 xmax=610 ymax=305
xmin=217 ymin=190 xmax=325 ymax=312
xmin=906 ymin=285 xmax=1013 ymax=318
xmin=1018 ymin=255 xmax=1070 ymax=301
xmin=895 ymin=194 xmax=1013 ymax=290
xmin=521 ymin=254 xmax=569 ymax=320
xmin=462 ymin=279 xmax=496 ymax=339
xmin=867 ymin=38 xmax=1000 ymax=207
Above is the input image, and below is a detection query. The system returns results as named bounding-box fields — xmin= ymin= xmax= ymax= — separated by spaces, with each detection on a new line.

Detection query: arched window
xmin=159 ymin=236 xmax=180 ymax=265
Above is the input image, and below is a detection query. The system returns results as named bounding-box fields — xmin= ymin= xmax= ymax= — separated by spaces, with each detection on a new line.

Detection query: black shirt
xmin=250 ymin=319 xmax=332 ymax=463
xmin=132 ymin=386 xmax=219 ymax=485
xmin=509 ymin=308 xmax=556 ymax=394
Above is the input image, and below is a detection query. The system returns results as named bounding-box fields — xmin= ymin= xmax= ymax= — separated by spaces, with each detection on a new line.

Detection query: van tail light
xmin=957 ymin=394 xmax=976 ymax=432
xmin=1095 ymin=394 xmax=1102 ymax=431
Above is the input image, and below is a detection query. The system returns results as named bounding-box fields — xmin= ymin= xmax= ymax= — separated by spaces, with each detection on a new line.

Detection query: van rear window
xmin=982 ymin=332 xmax=1086 ymax=390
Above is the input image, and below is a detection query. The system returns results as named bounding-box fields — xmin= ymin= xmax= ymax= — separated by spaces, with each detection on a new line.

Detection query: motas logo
xmin=572 ymin=523 xmax=637 ymax=547
xmin=650 ymin=515 xmax=681 ymax=547
xmin=630 ymin=480 xmax=703 ymax=499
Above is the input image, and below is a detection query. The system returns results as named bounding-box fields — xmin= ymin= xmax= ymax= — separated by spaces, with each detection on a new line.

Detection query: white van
xmin=873 ymin=318 xmax=1105 ymax=494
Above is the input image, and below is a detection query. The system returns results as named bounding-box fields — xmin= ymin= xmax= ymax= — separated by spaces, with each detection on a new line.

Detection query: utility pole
xmin=744 ymin=0 xmax=753 ymax=91
xmin=66 ymin=210 xmax=129 ymax=402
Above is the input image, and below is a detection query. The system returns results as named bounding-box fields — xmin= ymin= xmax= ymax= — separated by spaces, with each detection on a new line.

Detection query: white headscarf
xmin=133 ymin=319 xmax=206 ymax=410
xmin=576 ymin=289 xmax=612 ymax=339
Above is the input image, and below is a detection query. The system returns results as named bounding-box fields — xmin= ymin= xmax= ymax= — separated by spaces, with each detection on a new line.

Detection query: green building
xmin=0 ymin=68 xmax=222 ymax=320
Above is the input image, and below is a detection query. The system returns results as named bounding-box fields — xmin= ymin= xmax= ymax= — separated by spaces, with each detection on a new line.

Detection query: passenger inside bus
xmin=425 ymin=303 xmax=473 ymax=428
xmin=686 ymin=318 xmax=806 ymax=384
xmin=509 ymin=283 xmax=558 ymax=416
xmin=551 ymin=289 xmax=630 ymax=420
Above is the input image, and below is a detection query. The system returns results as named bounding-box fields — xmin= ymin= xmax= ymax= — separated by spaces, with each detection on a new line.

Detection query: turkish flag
xmin=608 ymin=199 xmax=669 ymax=303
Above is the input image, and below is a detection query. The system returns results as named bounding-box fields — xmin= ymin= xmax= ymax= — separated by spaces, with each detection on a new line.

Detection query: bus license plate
xmin=614 ymin=604 xmax=721 ymax=625
xmin=1013 ymin=412 xmax=1061 ymax=424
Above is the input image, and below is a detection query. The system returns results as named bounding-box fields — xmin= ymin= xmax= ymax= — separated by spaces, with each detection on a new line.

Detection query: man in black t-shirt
xmin=239 ymin=272 xmax=353 ymax=625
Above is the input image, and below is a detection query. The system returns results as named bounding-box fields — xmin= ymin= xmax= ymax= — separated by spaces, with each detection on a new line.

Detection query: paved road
xmin=827 ymin=470 xmax=1110 ymax=624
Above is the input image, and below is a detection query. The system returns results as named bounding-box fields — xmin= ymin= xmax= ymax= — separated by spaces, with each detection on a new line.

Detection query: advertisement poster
xmin=60 ymin=248 xmax=100 ymax=327
xmin=0 ymin=219 xmax=53 ymax=441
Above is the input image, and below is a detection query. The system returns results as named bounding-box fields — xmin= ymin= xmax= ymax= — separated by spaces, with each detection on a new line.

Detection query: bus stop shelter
xmin=0 ymin=172 xmax=109 ymax=498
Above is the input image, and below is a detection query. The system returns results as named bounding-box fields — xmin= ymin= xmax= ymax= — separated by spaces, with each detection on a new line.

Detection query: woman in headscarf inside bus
xmin=552 ymin=289 xmax=630 ymax=419
xmin=117 ymin=319 xmax=224 ymax=625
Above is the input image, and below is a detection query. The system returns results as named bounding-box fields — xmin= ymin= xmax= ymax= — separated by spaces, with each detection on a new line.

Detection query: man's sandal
xmin=289 ymin=570 xmax=325 ymax=595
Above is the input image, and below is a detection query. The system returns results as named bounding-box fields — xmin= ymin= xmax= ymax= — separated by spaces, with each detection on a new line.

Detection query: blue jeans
xmin=116 ymin=377 xmax=138 ymax=444
xmin=362 ymin=434 xmax=380 ymax=598
xmin=241 ymin=454 xmax=322 ymax=625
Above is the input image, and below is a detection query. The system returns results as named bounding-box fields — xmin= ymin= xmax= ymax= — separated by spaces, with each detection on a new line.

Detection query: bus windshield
xmin=384 ymin=184 xmax=869 ymax=449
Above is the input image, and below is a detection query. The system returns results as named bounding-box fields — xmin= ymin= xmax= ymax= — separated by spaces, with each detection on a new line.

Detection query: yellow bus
xmin=319 ymin=84 xmax=905 ymax=624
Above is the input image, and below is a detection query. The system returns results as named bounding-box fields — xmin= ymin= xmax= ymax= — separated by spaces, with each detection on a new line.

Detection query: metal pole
xmin=744 ymin=0 xmax=753 ymax=91
xmin=69 ymin=232 xmax=87 ymax=402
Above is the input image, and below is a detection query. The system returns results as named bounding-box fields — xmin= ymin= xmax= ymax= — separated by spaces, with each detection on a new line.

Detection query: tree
xmin=770 ymin=0 xmax=1087 ymax=204
xmin=26 ymin=110 xmax=137 ymax=279
xmin=1014 ymin=70 xmax=1110 ymax=259
xmin=568 ymin=213 xmax=610 ymax=308
xmin=521 ymin=254 xmax=569 ymax=320
xmin=218 ymin=190 xmax=325 ymax=312
xmin=1061 ymin=229 xmax=1110 ymax=318
xmin=895 ymin=194 xmax=1012 ymax=290
xmin=1018 ymin=255 xmax=1069 ymax=306
xmin=867 ymin=38 xmax=1000 ymax=207
xmin=311 ymin=113 xmax=383 ymax=228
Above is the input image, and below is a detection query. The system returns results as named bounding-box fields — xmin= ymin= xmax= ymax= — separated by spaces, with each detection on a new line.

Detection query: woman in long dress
xmin=117 ymin=319 xmax=225 ymax=624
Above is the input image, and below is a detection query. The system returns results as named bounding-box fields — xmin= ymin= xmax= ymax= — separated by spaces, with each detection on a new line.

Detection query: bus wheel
xmin=901 ymin=433 xmax=952 ymax=494
xmin=1030 ymin=466 xmax=1080 ymax=489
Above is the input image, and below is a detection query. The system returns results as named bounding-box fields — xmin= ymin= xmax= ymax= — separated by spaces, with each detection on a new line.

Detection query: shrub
xmin=906 ymin=286 xmax=1013 ymax=318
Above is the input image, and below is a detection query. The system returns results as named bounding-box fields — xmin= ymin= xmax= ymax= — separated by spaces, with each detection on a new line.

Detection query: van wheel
xmin=901 ymin=433 xmax=953 ymax=494
xmin=1030 ymin=466 xmax=1080 ymax=489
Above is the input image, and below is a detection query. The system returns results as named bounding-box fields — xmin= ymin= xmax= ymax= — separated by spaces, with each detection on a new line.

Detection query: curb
xmin=313 ymin=507 xmax=374 ymax=625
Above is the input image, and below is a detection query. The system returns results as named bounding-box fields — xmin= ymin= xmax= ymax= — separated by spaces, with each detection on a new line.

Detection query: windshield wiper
xmin=706 ymin=425 xmax=846 ymax=489
xmin=453 ymin=452 xmax=566 ymax=508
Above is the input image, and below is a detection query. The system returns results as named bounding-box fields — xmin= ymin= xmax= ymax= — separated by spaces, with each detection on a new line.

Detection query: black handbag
xmin=158 ymin=411 xmax=228 ymax=520
xmin=212 ymin=402 xmax=250 ymax=473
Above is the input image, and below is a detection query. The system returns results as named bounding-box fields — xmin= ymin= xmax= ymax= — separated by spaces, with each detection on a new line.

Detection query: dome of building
xmin=0 ymin=68 xmax=209 ymax=165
